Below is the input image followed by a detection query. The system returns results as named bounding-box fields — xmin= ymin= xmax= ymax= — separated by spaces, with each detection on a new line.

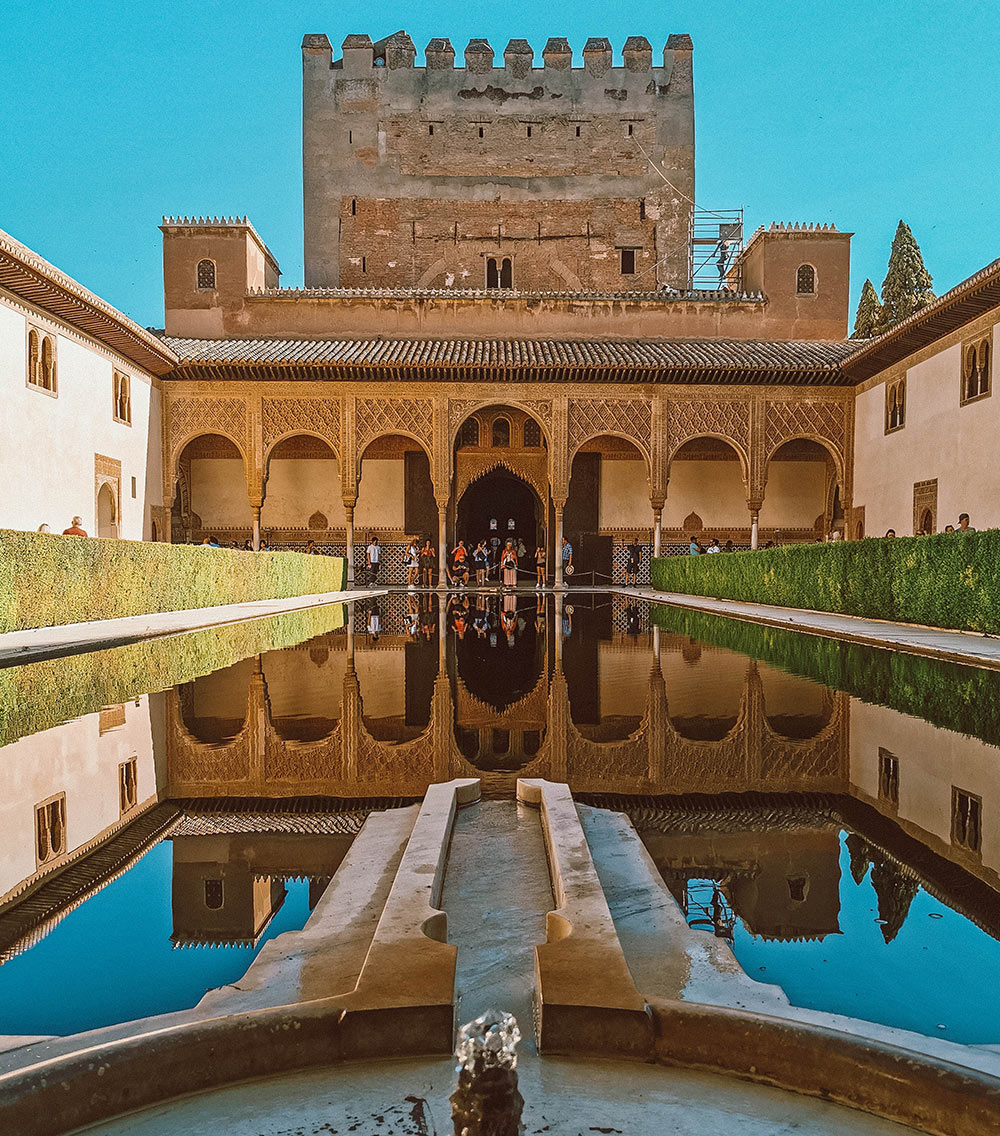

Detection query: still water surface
xmin=1 ymin=592 xmax=998 ymax=1041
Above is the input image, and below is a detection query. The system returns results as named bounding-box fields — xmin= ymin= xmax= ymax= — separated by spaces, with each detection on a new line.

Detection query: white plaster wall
xmin=0 ymin=699 xmax=158 ymax=900
xmin=599 ymin=459 xmax=650 ymax=528
xmin=853 ymin=324 xmax=1000 ymax=536
xmin=0 ymin=295 xmax=161 ymax=539
xmin=356 ymin=459 xmax=404 ymax=529
xmin=850 ymin=698 xmax=1000 ymax=874
xmin=262 ymin=458 xmax=346 ymax=528
xmin=663 ymin=460 xmax=747 ymax=528
xmin=758 ymin=461 xmax=827 ymax=529
xmin=190 ymin=457 xmax=252 ymax=529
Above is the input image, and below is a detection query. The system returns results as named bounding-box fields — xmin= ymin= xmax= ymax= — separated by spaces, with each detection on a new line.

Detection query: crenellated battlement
xmin=301 ymin=31 xmax=692 ymax=77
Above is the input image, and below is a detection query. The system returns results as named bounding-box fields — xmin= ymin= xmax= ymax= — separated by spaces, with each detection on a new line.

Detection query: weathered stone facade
xmin=301 ymin=32 xmax=695 ymax=290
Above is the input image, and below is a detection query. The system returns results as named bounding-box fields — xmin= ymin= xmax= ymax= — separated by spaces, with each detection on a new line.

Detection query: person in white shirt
xmin=366 ymin=536 xmax=380 ymax=584
xmin=706 ymin=538 xmax=721 ymax=553
xmin=405 ymin=538 xmax=420 ymax=588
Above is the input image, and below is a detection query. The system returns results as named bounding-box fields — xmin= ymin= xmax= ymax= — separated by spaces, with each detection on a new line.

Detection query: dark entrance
xmin=457 ymin=469 xmax=543 ymax=550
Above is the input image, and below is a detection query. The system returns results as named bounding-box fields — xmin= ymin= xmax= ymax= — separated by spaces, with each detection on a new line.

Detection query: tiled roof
xmin=843 ymin=257 xmax=1000 ymax=381
xmin=0 ymin=228 xmax=177 ymax=375
xmin=164 ymin=336 xmax=857 ymax=385
xmin=173 ymin=811 xmax=368 ymax=836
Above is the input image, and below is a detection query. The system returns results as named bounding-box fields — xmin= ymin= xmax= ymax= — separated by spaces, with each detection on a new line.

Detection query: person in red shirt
xmin=62 ymin=516 xmax=88 ymax=536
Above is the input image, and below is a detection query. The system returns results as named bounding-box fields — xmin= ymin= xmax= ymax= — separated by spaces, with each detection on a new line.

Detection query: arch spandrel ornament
xmin=354 ymin=397 xmax=435 ymax=463
xmin=666 ymin=399 xmax=751 ymax=469
xmin=262 ymin=397 xmax=341 ymax=457
xmin=448 ymin=398 xmax=553 ymax=446
xmin=763 ymin=398 xmax=849 ymax=483
xmin=567 ymin=397 xmax=652 ymax=464
xmin=455 ymin=452 xmax=549 ymax=504
xmin=167 ymin=396 xmax=251 ymax=467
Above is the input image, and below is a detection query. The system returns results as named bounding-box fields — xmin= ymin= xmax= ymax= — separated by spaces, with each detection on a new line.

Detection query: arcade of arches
xmin=163 ymin=382 xmax=853 ymax=582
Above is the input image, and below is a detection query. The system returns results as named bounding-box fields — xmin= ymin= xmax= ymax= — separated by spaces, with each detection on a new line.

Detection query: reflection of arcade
xmin=166 ymin=598 xmax=850 ymax=803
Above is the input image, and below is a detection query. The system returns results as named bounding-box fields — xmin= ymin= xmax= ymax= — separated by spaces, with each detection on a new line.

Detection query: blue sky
xmin=2 ymin=1 xmax=997 ymax=328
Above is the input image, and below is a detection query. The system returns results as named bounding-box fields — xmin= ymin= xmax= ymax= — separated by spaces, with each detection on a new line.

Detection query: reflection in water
xmin=0 ymin=593 xmax=999 ymax=1042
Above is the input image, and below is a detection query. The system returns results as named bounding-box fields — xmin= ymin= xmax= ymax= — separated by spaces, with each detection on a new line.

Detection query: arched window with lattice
xmin=26 ymin=327 xmax=41 ymax=388
xmin=39 ymin=335 xmax=56 ymax=392
xmin=962 ymin=339 xmax=992 ymax=404
xmin=197 ymin=258 xmax=216 ymax=290
xmin=885 ymin=377 xmax=905 ymax=433
xmin=457 ymin=418 xmax=480 ymax=448
xmin=492 ymin=417 xmax=511 ymax=446
xmin=796 ymin=264 xmax=816 ymax=295
xmin=113 ymin=371 xmax=132 ymax=425
xmin=523 ymin=417 xmax=542 ymax=448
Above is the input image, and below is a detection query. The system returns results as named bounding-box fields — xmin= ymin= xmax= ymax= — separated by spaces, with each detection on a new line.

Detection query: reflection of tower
xmin=847 ymin=833 xmax=918 ymax=943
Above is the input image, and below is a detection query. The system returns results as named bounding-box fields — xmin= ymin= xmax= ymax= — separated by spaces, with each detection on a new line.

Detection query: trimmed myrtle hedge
xmin=651 ymin=602 xmax=1000 ymax=747
xmin=0 ymin=530 xmax=347 ymax=633
xmin=651 ymin=531 xmax=1000 ymax=633
xmin=0 ymin=602 xmax=346 ymax=748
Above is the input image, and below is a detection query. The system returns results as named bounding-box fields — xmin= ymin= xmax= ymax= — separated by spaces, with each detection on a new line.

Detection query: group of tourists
xmin=886 ymin=512 xmax=977 ymax=538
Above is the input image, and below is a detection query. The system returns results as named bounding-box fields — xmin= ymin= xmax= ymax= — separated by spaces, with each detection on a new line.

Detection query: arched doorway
xmin=97 ymin=483 xmax=118 ymax=539
xmin=567 ymin=434 xmax=649 ymax=582
xmin=665 ymin=436 xmax=747 ymax=548
xmin=261 ymin=434 xmax=343 ymax=548
xmin=172 ymin=434 xmax=250 ymax=544
xmin=762 ymin=439 xmax=842 ymax=542
xmin=453 ymin=405 xmax=548 ymax=557
xmin=457 ymin=469 xmax=543 ymax=551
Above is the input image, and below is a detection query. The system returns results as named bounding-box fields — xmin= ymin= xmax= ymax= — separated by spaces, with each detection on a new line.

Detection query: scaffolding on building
xmin=689 ymin=207 xmax=744 ymax=291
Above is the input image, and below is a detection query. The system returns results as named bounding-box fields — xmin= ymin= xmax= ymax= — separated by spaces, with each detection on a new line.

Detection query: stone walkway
xmin=0 ymin=588 xmax=384 ymax=665
xmin=622 ymin=586 xmax=1000 ymax=670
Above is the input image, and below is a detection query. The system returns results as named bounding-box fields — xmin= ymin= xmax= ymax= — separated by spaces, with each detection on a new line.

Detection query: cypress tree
xmin=879 ymin=220 xmax=935 ymax=329
xmin=852 ymin=278 xmax=882 ymax=338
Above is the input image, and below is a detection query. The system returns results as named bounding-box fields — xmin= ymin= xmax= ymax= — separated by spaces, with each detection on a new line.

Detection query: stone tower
xmin=301 ymin=32 xmax=695 ymax=291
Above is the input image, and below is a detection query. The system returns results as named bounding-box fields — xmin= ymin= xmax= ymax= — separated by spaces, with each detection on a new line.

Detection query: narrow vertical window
xmin=119 ymin=758 xmax=138 ymax=815
xmin=952 ymin=788 xmax=982 ymax=852
xmin=878 ymin=748 xmax=899 ymax=806
xmin=478 ymin=126 xmax=484 ymax=139
xmin=977 ymin=339 xmax=991 ymax=397
xmin=492 ymin=417 xmax=511 ymax=446
xmin=499 ymin=257 xmax=512 ymax=289
xmin=627 ymin=122 xmax=634 ymax=137
xmin=526 ymin=124 xmax=532 ymax=138
xmin=486 ymin=257 xmax=499 ymax=289
xmin=796 ymin=264 xmax=816 ymax=294
xmin=885 ymin=377 xmax=905 ymax=433
xmin=351 ymin=198 xmax=357 ymax=216
xmin=428 ymin=123 xmax=434 ymax=136
xmin=575 ymin=124 xmax=581 ymax=138
xmin=620 ymin=248 xmax=636 ymax=275
xmin=40 ymin=336 xmax=56 ymax=391
xmin=523 ymin=418 xmax=542 ymax=448
xmin=113 ymin=372 xmax=132 ymax=425
xmin=204 ymin=879 xmax=225 ymax=909
xmin=27 ymin=328 xmax=40 ymax=387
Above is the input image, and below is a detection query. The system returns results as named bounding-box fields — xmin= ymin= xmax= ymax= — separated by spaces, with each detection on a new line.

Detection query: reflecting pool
xmin=1 ymin=592 xmax=998 ymax=1042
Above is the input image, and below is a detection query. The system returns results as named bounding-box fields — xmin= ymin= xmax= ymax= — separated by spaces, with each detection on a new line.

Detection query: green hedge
xmin=0 ymin=531 xmax=347 ymax=633
xmin=0 ymin=602 xmax=346 ymax=748
xmin=651 ymin=531 xmax=1000 ymax=633
xmin=651 ymin=602 xmax=1000 ymax=747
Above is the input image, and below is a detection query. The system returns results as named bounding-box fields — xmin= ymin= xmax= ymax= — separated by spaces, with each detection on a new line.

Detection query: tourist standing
xmin=405 ymin=537 xmax=420 ymax=588
xmin=688 ymin=537 xmax=701 ymax=555
xmin=365 ymin=536 xmax=380 ymax=584
xmin=473 ymin=540 xmax=488 ymax=587
xmin=451 ymin=540 xmax=469 ymax=587
xmin=62 ymin=516 xmax=88 ymax=536
xmin=501 ymin=539 xmax=518 ymax=590
xmin=420 ymin=538 xmax=436 ymax=587
xmin=958 ymin=513 xmax=976 ymax=532
xmin=625 ymin=538 xmax=641 ymax=585
xmin=561 ymin=536 xmax=573 ymax=580
xmin=535 ymin=543 xmax=546 ymax=588
xmin=706 ymin=538 xmax=721 ymax=553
